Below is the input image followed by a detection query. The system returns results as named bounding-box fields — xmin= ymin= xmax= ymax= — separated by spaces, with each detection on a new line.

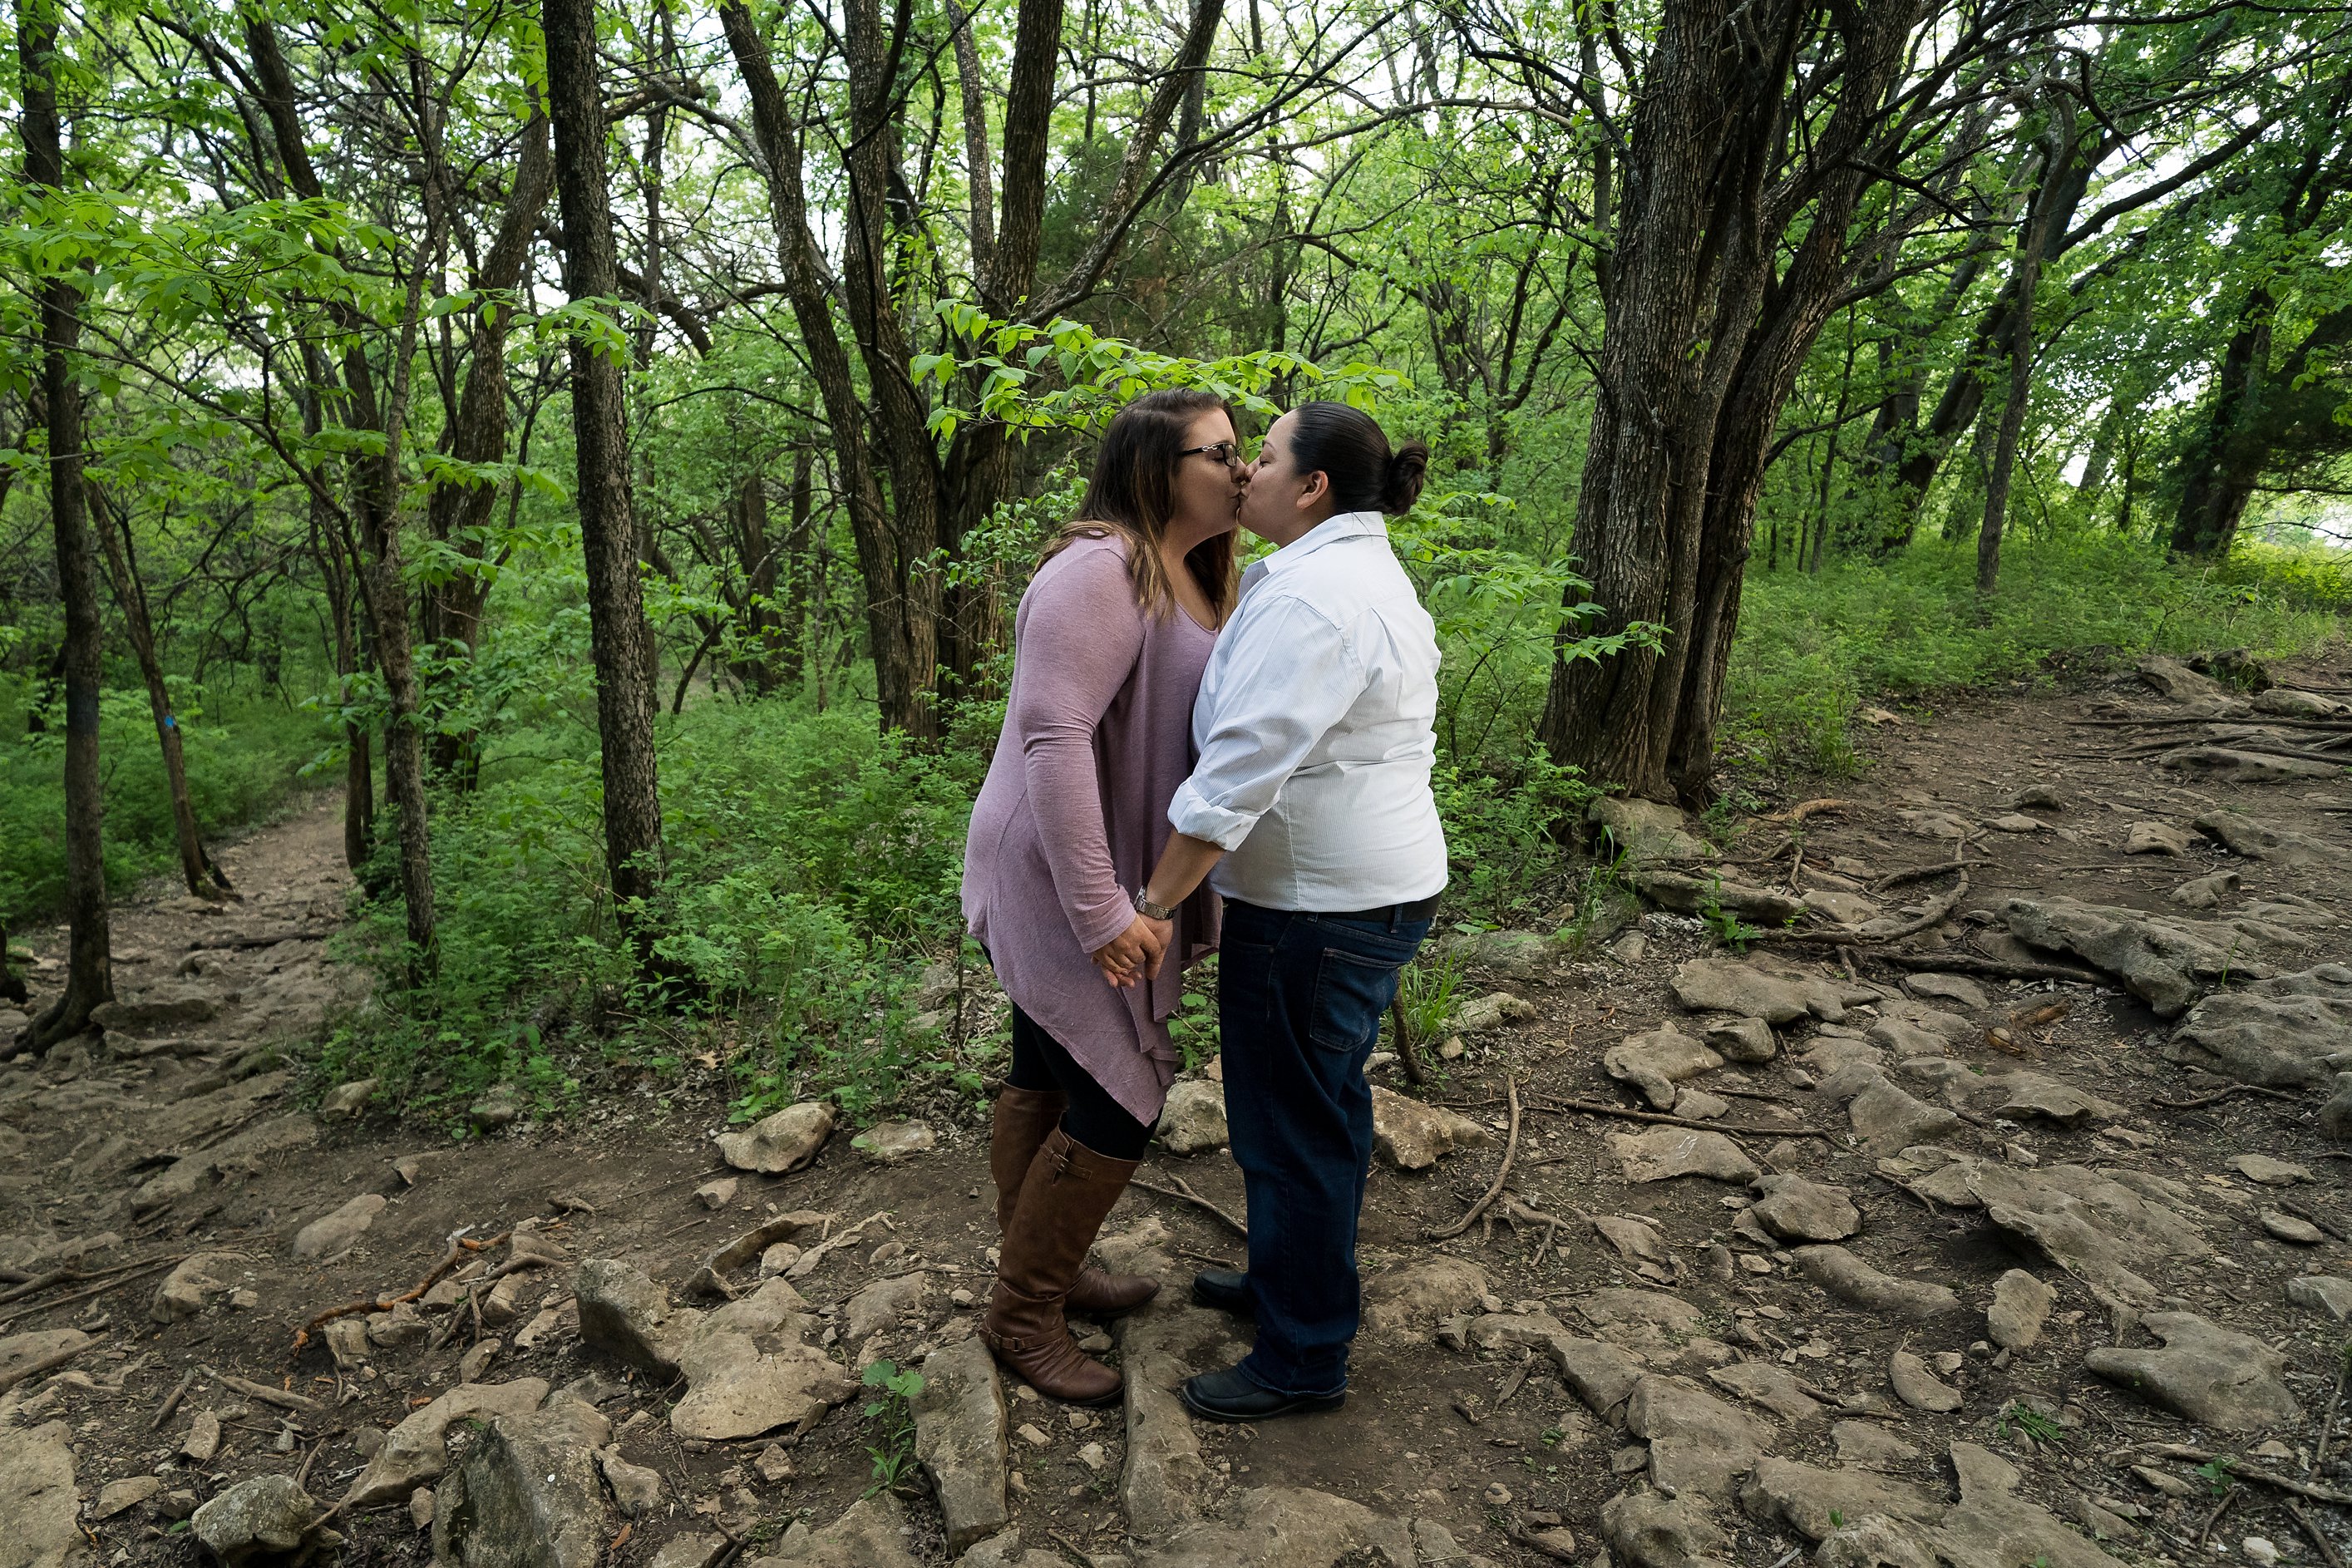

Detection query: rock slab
xmin=912 ymin=1337 xmax=1009 ymax=1552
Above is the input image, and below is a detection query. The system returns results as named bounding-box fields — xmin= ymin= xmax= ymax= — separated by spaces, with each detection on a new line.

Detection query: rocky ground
xmin=7 ymin=652 xmax=2352 ymax=1568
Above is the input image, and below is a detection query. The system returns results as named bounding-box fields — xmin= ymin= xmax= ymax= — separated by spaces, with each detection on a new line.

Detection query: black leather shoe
xmin=1181 ymin=1364 xmax=1345 ymax=1423
xmin=1191 ymin=1269 xmax=1253 ymax=1317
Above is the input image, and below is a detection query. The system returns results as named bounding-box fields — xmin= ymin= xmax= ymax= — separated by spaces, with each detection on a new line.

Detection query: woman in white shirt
xmin=1124 ymin=401 xmax=1445 ymax=1423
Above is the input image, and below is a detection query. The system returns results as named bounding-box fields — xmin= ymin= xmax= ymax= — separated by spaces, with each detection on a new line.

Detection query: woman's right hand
xmin=1092 ymin=913 xmax=1168 ymax=989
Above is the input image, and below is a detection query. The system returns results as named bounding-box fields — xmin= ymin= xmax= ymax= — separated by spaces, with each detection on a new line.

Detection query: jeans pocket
xmin=1308 ymin=945 xmax=1405 ymax=1053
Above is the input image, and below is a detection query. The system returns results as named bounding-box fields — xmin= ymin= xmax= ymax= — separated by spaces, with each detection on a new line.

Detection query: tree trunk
xmin=2167 ymin=297 xmax=2272 ymax=556
xmin=1538 ymin=0 xmax=1918 ymax=802
xmin=14 ymin=0 xmax=112 ymax=1058
xmin=424 ymin=111 xmax=553 ymax=783
xmin=1975 ymin=236 xmax=2043 ymax=594
xmin=91 ymin=484 xmax=226 ymax=899
xmin=545 ymin=0 xmax=670 ymax=955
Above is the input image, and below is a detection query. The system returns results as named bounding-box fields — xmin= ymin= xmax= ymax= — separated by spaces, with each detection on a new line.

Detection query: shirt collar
xmin=1262 ymin=510 xmax=1387 ymax=574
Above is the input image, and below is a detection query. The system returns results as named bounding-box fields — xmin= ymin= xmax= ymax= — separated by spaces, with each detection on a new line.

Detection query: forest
xmin=2 ymin=0 xmax=2351 ymax=1117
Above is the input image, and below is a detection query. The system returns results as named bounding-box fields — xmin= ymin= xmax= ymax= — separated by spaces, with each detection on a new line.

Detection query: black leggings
xmin=1008 ymin=1003 xmax=1155 ymax=1160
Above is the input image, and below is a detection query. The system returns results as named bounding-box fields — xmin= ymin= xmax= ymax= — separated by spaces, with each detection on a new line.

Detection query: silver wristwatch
xmin=1133 ymin=889 xmax=1176 ymax=921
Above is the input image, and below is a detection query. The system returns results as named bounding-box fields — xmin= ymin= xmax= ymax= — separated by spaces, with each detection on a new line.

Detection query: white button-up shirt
xmin=1168 ymin=510 xmax=1448 ymax=911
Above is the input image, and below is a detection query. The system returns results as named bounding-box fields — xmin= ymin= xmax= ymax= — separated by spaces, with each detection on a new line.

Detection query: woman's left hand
xmin=1092 ymin=913 xmax=1169 ymax=988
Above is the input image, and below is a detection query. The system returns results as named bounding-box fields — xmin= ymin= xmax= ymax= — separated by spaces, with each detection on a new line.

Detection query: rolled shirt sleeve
xmin=1168 ymin=594 xmax=1366 ymax=851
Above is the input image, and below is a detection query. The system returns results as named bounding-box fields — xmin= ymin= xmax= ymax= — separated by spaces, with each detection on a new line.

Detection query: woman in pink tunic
xmin=962 ymin=389 xmax=1242 ymax=1403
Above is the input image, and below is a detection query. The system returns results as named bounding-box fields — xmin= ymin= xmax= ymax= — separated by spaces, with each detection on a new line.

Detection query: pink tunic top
xmin=962 ymin=534 xmax=1220 ymax=1125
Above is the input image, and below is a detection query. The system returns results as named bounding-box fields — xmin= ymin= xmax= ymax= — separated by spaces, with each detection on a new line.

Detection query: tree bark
xmin=1538 ymin=0 xmax=1921 ymax=802
xmin=91 ymin=484 xmax=227 ymax=899
xmin=424 ymin=111 xmax=553 ymax=783
xmin=14 ymin=0 xmax=112 ymax=1056
xmin=545 ymin=0 xmax=670 ymax=954
xmin=1975 ymin=192 xmax=2049 ymax=595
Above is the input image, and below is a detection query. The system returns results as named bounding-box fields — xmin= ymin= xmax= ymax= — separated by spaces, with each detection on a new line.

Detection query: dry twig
xmin=1133 ymin=1174 xmax=1246 ymax=1237
xmin=1529 ymin=1094 xmax=1834 ymax=1141
xmin=1427 ymin=1078 xmax=1521 ymax=1240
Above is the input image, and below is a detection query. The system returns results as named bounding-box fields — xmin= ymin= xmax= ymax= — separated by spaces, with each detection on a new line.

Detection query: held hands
xmin=1092 ymin=911 xmax=1174 ymax=989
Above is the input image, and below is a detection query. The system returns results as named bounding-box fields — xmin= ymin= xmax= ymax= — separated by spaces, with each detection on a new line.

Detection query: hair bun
xmin=1381 ymin=441 xmax=1431 ymax=514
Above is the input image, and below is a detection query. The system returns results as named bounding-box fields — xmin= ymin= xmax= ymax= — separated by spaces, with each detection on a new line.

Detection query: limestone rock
xmin=1117 ymin=1296 xmax=1236 ymax=1536
xmin=1748 ymin=1175 xmax=1860 ymax=1243
xmin=1804 ymin=890 xmax=1883 ymax=927
xmin=2124 ymin=822 xmax=2192 ymax=855
xmin=193 ymin=1477 xmax=338 ymax=1568
xmin=1739 ymin=1456 xmax=1943 ymax=1540
xmin=715 ymin=1102 xmax=836 ymax=1174
xmin=91 ymin=984 xmax=218 ymax=1028
xmin=2168 ymin=965 xmax=2352 ymax=1087
xmin=1792 ymin=1245 xmax=1965 ymax=1320
xmin=575 ymin=1259 xmax=690 ymax=1378
xmin=1901 ymin=973 xmax=1984 ymax=1012
xmin=1967 ymin=1072 xmax=2124 ymax=1127
xmin=671 ymin=1322 xmax=852 ymax=1442
xmin=1455 ymin=990 xmax=1538 ymax=1033
xmin=0 ymin=1423 xmax=86 ymax=1568
xmin=1935 ymin=1442 xmax=2127 ymax=1568
xmin=181 ymin=1410 xmax=222 ymax=1464
xmin=2172 ymin=870 xmax=2241 ymax=910
xmin=649 ymin=1536 xmax=728 ymax=1568
xmin=291 ymin=1192 xmax=387 ymax=1262
xmin=2328 ymin=1074 xmax=2352 ymax=1141
xmin=1636 ymin=869 xmax=1806 ymax=925
xmin=92 ymin=1477 xmax=160 ymax=1521
xmin=913 ymin=1338 xmax=1008 ymax=1552
xmin=1449 ymin=928 xmax=1551 ymax=976
xmin=2287 ymin=1276 xmax=2352 ymax=1321
xmin=1605 ymin=1028 xmax=1723 ymax=1111
xmin=1626 ymin=1375 xmax=1772 ymax=1499
xmin=1592 ymin=797 xmax=1709 ymax=865
xmin=2001 ymin=895 xmax=2289 ymax=1017
xmin=1600 ymin=1489 xmax=1728 ymax=1568
xmin=1888 ymin=1351 xmax=1961 ymax=1413
xmin=1156 ymin=1082 xmax=1228 ymax=1156
xmin=1704 ymin=1016 xmax=1778 ymax=1063
xmin=151 ymin=1252 xmax=245 ymax=1323
xmin=431 ymin=1397 xmax=611 ymax=1568
xmin=597 ymin=1447 xmax=663 ymax=1516
xmin=752 ymin=1494 xmax=923 ymax=1567
xmin=1609 ymin=1126 xmax=1758 ymax=1184
xmin=2194 ymin=811 xmax=2328 ymax=865
xmin=1985 ymin=1270 xmax=2054 ymax=1350
xmin=320 ymin=1077 xmax=377 ymax=1117
xmin=846 ymin=1273 xmax=928 ymax=1344
xmin=2083 ymin=1311 xmax=2300 ymax=1432
xmin=1707 ymin=1361 xmax=1830 ymax=1425
xmin=851 ymin=1121 xmax=935 ymax=1165
xmin=2233 ymin=1154 xmax=2313 ymax=1186
xmin=344 ymin=1378 xmax=552 ymax=1506
xmin=2158 ymin=747 xmax=2338 ymax=784
xmin=2262 ymin=1209 xmax=2326 ymax=1245
xmin=1126 ymin=1487 xmax=1418 ymax=1568
xmin=952 ymin=1533 xmax=1064 ymax=1568
xmin=1822 ymin=1065 xmax=1963 ymax=1154
xmin=1363 ymin=1258 xmax=1489 ymax=1340
xmin=1575 ymin=1288 xmax=1705 ymax=1349
xmin=467 ymin=1088 xmax=520 ymax=1133
xmin=1370 ymin=1086 xmax=1488 ymax=1170
xmin=0 ymin=1329 xmax=89 ymax=1389
xmin=1672 ymin=959 xmax=1853 ymax=1023
xmin=1832 ymin=1420 xmax=1921 ymax=1468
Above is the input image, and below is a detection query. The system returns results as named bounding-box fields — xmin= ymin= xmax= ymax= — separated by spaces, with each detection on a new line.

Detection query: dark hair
xmin=1047 ymin=388 xmax=1239 ymax=624
xmin=1284 ymin=401 xmax=1428 ymax=515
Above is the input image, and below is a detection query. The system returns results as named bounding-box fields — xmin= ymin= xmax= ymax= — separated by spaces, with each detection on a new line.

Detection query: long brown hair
xmin=1044 ymin=388 xmax=1239 ymax=625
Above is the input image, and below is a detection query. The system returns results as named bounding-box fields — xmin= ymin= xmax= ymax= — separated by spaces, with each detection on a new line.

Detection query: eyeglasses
xmin=1180 ymin=441 xmax=1248 ymax=471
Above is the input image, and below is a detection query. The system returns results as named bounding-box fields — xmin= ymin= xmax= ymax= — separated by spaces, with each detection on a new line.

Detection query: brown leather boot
xmin=983 ymin=1127 xmax=1137 ymax=1403
xmin=990 ymin=1087 xmax=1158 ymax=1316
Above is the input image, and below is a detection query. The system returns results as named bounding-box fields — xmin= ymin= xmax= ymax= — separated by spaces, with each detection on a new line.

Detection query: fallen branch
xmin=185 ymin=928 xmax=335 ymax=951
xmin=2151 ymin=1082 xmax=2305 ymax=1110
xmin=1772 ymin=799 xmax=1852 ymax=824
xmin=207 ymin=1367 xmax=325 ymax=1415
xmin=2136 ymin=1444 xmax=2352 ymax=1507
xmin=0 ymin=1255 xmax=187 ymax=1332
xmin=152 ymin=1367 xmax=199 ymax=1428
xmin=1427 ymin=1078 xmax=1521 ymax=1241
xmin=1863 ymin=951 xmax=2113 ymax=987
xmin=1529 ymin=1094 xmax=1836 ymax=1141
xmin=2285 ymin=1500 xmax=2345 ymax=1568
xmin=1133 ymin=1174 xmax=1247 ymax=1237
xmin=291 ymin=1231 xmax=506 ymax=1354
xmin=0 ymin=1333 xmax=101 ymax=1393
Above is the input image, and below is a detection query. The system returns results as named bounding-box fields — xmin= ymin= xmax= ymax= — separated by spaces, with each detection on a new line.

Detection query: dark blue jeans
xmin=1219 ymin=897 xmax=1431 ymax=1398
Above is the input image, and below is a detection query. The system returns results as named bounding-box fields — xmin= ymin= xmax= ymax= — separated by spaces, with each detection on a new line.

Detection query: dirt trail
xmin=6 ymin=655 xmax=2352 ymax=1568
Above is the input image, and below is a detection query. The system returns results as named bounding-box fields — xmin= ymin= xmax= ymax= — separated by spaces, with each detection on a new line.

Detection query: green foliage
xmin=1995 ymin=1401 xmax=2066 ymax=1447
xmin=0 ymin=675 xmax=319 ymax=925
xmin=1695 ymin=879 xmax=1765 ymax=952
xmin=1724 ymin=533 xmax=2349 ymax=777
xmin=1393 ymin=949 xmax=1465 ymax=1050
xmin=859 ymin=1359 xmax=925 ymax=1497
